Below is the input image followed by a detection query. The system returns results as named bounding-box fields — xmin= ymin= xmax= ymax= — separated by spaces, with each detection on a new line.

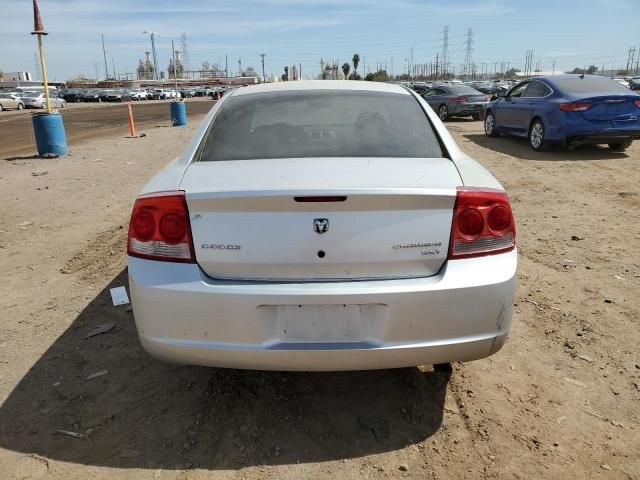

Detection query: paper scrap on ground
xmin=110 ymin=286 xmax=130 ymax=306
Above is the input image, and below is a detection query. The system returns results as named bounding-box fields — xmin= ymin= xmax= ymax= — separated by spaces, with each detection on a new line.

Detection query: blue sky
xmin=1 ymin=0 xmax=638 ymax=81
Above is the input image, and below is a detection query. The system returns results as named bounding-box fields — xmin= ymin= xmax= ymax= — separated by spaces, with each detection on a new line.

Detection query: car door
xmin=513 ymin=80 xmax=552 ymax=132
xmin=496 ymin=81 xmax=529 ymax=132
xmin=421 ymin=88 xmax=448 ymax=112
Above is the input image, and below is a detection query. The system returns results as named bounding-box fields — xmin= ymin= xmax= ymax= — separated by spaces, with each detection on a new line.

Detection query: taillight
xmin=485 ymin=95 xmax=492 ymax=101
xmin=634 ymin=100 xmax=640 ymax=108
xmin=559 ymin=102 xmax=592 ymax=111
xmin=127 ymin=191 xmax=195 ymax=262
xmin=451 ymin=97 xmax=466 ymax=102
xmin=448 ymin=187 xmax=516 ymax=259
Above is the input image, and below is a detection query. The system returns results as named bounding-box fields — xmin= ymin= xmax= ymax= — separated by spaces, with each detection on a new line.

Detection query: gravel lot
xmin=0 ymin=116 xmax=638 ymax=479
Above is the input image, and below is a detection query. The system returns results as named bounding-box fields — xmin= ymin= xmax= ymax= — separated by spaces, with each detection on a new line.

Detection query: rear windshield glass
xmin=553 ymin=77 xmax=630 ymax=94
xmin=198 ymin=90 xmax=442 ymax=161
xmin=448 ymin=85 xmax=482 ymax=95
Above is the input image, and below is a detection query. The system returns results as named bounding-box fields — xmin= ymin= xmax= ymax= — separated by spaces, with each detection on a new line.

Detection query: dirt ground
xmin=0 ymin=114 xmax=638 ymax=480
xmin=0 ymin=98 xmax=214 ymax=159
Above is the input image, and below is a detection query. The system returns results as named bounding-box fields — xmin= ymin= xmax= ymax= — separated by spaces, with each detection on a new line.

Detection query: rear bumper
xmin=451 ymin=102 xmax=487 ymax=117
xmin=566 ymin=130 xmax=640 ymax=144
xmin=128 ymin=249 xmax=517 ymax=371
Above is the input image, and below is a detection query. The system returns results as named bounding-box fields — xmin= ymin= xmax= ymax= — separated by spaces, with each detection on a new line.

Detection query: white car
xmin=21 ymin=92 xmax=66 ymax=109
xmin=127 ymin=81 xmax=517 ymax=371
xmin=130 ymin=89 xmax=148 ymax=101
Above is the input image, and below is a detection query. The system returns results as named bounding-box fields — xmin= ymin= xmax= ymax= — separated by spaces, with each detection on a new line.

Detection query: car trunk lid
xmin=577 ymin=95 xmax=640 ymax=121
xmin=180 ymin=157 xmax=461 ymax=281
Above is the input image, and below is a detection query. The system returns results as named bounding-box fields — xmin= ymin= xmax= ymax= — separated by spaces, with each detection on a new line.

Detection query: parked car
xmin=0 ymin=93 xmax=25 ymax=111
xmin=81 ymin=90 xmax=103 ymax=102
xmin=484 ymin=75 xmax=640 ymax=151
xmin=62 ymin=89 xmax=83 ymax=102
xmin=421 ymin=85 xmax=490 ymax=120
xmin=105 ymin=89 xmax=132 ymax=102
xmin=629 ymin=77 xmax=640 ymax=91
xmin=126 ymin=80 xmax=517 ymax=371
xmin=130 ymin=89 xmax=148 ymax=101
xmin=151 ymin=89 xmax=169 ymax=100
xmin=20 ymin=92 xmax=66 ymax=109
xmin=179 ymin=88 xmax=196 ymax=98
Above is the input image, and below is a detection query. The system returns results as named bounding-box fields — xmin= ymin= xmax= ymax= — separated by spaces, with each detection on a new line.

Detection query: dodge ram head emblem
xmin=313 ymin=218 xmax=329 ymax=234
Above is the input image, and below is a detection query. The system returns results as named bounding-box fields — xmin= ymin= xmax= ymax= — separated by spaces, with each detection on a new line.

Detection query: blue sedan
xmin=483 ymin=75 xmax=640 ymax=151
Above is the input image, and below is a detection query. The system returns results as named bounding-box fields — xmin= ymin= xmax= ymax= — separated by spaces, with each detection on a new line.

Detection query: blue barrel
xmin=32 ymin=113 xmax=68 ymax=157
xmin=170 ymin=101 xmax=187 ymax=126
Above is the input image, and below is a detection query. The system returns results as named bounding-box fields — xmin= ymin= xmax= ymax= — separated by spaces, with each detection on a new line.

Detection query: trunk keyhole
xmin=317 ymin=250 xmax=326 ymax=259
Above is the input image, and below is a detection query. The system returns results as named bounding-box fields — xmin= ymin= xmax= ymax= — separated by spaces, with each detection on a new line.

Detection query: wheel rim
xmin=485 ymin=114 xmax=494 ymax=134
xmin=439 ymin=106 xmax=448 ymax=120
xmin=530 ymin=123 xmax=543 ymax=148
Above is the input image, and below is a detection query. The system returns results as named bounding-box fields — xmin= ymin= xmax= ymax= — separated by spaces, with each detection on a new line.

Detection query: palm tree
xmin=341 ymin=63 xmax=350 ymax=80
xmin=352 ymin=54 xmax=360 ymax=78
xmin=284 ymin=66 xmax=289 ymax=81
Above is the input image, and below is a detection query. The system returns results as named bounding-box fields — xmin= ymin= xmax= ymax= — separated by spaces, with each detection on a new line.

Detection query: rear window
xmin=448 ymin=85 xmax=482 ymax=95
xmin=198 ymin=90 xmax=443 ymax=161
xmin=553 ymin=76 xmax=630 ymax=94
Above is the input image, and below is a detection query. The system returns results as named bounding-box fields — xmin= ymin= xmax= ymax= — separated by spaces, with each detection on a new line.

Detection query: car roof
xmin=231 ymin=80 xmax=410 ymax=96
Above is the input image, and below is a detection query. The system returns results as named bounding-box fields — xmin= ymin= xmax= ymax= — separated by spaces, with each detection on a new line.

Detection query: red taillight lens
xmin=448 ymin=187 xmax=516 ymax=259
xmin=559 ymin=102 xmax=592 ymax=112
xmin=485 ymin=95 xmax=492 ymax=101
xmin=634 ymin=100 xmax=640 ymax=108
xmin=457 ymin=209 xmax=484 ymax=237
xmin=451 ymin=96 xmax=466 ymax=102
xmin=127 ymin=191 xmax=195 ymax=262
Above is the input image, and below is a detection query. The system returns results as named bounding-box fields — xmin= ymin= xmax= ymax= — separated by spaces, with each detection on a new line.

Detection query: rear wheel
xmin=0 ymin=104 xmax=3 ymax=112
xmin=17 ymin=103 xmax=24 ymax=110
xmin=438 ymin=104 xmax=449 ymax=121
xmin=529 ymin=118 xmax=551 ymax=151
xmin=608 ymin=139 xmax=632 ymax=152
xmin=484 ymin=111 xmax=499 ymax=137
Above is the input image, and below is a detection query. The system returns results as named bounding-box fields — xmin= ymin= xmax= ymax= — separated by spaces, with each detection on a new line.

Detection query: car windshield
xmin=553 ymin=76 xmax=631 ymax=94
xmin=25 ymin=92 xmax=42 ymax=97
xmin=198 ymin=90 xmax=443 ymax=161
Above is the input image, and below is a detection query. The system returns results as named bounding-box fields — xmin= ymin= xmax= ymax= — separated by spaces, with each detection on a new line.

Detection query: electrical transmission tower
xmin=441 ymin=25 xmax=449 ymax=77
xmin=463 ymin=28 xmax=474 ymax=79
xmin=180 ymin=33 xmax=190 ymax=74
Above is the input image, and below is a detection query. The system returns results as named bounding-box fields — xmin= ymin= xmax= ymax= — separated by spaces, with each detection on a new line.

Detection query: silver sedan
xmin=422 ymin=84 xmax=490 ymax=121
xmin=127 ymin=81 xmax=517 ymax=371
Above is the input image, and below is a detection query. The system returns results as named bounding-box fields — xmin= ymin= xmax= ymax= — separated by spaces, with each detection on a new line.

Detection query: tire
xmin=608 ymin=139 xmax=632 ymax=152
xmin=529 ymin=118 xmax=551 ymax=151
xmin=0 ymin=104 xmax=3 ymax=112
xmin=438 ymin=104 xmax=449 ymax=121
xmin=484 ymin=111 xmax=499 ymax=137
xmin=17 ymin=103 xmax=24 ymax=110
xmin=60 ymin=101 xmax=66 ymax=108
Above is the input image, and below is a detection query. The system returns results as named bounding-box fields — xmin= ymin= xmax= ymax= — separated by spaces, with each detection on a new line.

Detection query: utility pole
xmin=260 ymin=53 xmax=266 ymax=82
xmin=435 ymin=53 xmax=439 ymax=80
xmin=238 ymin=58 xmax=242 ymax=77
xmin=552 ymin=59 xmax=556 ymax=74
xmin=111 ymin=56 xmax=116 ymax=81
xmin=101 ymin=34 xmax=109 ymax=79
xmin=225 ymin=54 xmax=228 ymax=77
